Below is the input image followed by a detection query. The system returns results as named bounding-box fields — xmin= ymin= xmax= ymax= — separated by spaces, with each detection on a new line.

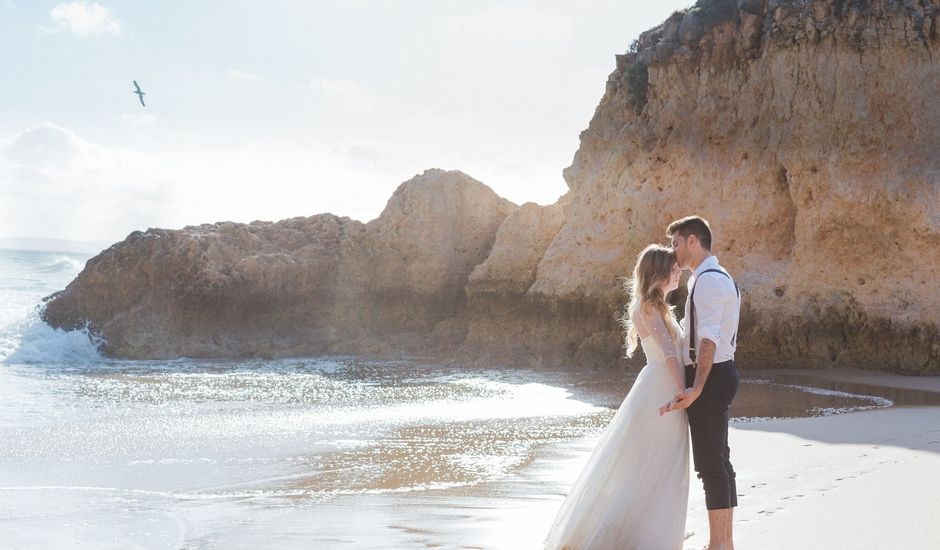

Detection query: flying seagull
xmin=133 ymin=80 xmax=146 ymax=107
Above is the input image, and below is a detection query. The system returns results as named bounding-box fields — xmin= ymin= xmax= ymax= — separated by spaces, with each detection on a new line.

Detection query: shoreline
xmin=294 ymin=369 xmax=940 ymax=549
xmin=0 ymin=356 xmax=937 ymax=549
xmin=293 ymin=405 xmax=940 ymax=549
xmin=747 ymin=366 xmax=940 ymax=393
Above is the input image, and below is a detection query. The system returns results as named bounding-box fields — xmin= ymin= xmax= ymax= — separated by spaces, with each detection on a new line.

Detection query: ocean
xmin=0 ymin=247 xmax=900 ymax=549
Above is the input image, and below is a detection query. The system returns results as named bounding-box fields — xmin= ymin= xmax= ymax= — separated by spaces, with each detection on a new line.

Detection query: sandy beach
xmin=294 ymin=371 xmax=940 ymax=549
xmin=286 ymin=407 xmax=940 ymax=550
xmin=422 ymin=406 xmax=940 ymax=550
xmin=689 ymin=405 xmax=940 ymax=549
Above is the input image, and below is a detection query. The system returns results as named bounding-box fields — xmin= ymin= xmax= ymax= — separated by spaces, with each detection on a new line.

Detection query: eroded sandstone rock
xmin=550 ymin=0 xmax=940 ymax=373
xmin=42 ymin=169 xmax=516 ymax=359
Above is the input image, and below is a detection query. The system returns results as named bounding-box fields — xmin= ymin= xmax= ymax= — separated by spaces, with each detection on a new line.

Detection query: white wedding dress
xmin=543 ymin=309 xmax=690 ymax=550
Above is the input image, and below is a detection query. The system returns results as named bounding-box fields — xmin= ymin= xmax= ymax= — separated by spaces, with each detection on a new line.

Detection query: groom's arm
xmin=689 ymin=338 xmax=717 ymax=394
xmin=666 ymin=339 xmax=715 ymax=411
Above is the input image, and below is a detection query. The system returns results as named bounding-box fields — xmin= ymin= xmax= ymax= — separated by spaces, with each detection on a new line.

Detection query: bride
xmin=543 ymin=244 xmax=689 ymax=550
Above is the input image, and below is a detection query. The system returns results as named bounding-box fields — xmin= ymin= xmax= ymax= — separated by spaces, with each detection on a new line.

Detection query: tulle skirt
xmin=543 ymin=359 xmax=690 ymax=550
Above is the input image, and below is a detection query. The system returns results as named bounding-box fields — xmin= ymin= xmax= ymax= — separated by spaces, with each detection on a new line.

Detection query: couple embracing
xmin=544 ymin=216 xmax=741 ymax=550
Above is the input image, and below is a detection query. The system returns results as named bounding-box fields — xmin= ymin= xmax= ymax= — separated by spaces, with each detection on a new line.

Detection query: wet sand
xmin=288 ymin=408 xmax=940 ymax=550
xmin=1 ymin=362 xmax=937 ymax=549
xmin=299 ymin=369 xmax=940 ymax=549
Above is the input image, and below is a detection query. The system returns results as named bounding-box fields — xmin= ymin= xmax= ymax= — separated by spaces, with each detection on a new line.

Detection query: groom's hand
xmin=671 ymin=387 xmax=701 ymax=410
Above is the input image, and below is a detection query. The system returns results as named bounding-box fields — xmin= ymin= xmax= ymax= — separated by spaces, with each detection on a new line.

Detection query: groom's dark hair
xmin=666 ymin=216 xmax=712 ymax=251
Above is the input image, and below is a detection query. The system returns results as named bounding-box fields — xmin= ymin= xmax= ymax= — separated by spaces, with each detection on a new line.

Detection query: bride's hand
xmin=658 ymin=399 xmax=676 ymax=416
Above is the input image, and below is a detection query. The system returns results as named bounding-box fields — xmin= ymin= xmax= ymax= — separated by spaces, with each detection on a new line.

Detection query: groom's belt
xmin=686 ymin=359 xmax=736 ymax=369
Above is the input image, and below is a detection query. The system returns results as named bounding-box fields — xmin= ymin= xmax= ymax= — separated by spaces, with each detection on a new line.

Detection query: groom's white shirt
xmin=680 ymin=255 xmax=740 ymax=366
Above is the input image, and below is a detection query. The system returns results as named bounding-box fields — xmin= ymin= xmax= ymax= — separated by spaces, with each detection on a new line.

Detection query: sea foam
xmin=34 ymin=254 xmax=86 ymax=273
xmin=0 ymin=307 xmax=105 ymax=364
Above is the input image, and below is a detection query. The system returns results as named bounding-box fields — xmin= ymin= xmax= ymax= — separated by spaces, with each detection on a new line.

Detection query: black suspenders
xmin=689 ymin=268 xmax=740 ymax=364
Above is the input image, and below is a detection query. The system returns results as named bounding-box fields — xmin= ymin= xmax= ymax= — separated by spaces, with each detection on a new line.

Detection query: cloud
xmin=120 ymin=113 xmax=157 ymax=125
xmin=173 ymin=139 xmax=403 ymax=224
xmin=47 ymin=2 xmax=121 ymax=37
xmin=308 ymin=78 xmax=376 ymax=113
xmin=0 ymin=123 xmax=177 ymax=242
xmin=0 ymin=123 xmax=160 ymax=196
xmin=0 ymin=122 xmax=86 ymax=171
xmin=0 ymin=118 xmax=566 ymax=245
xmin=228 ymin=70 xmax=259 ymax=81
xmin=0 ymin=124 xmax=408 ymax=242
xmin=345 ymin=146 xmax=397 ymax=173
xmin=446 ymin=6 xmax=574 ymax=47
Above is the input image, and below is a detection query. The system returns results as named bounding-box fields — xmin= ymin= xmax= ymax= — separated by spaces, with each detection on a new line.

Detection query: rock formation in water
xmin=42 ymin=169 xmax=516 ymax=359
xmin=43 ymin=0 xmax=940 ymax=374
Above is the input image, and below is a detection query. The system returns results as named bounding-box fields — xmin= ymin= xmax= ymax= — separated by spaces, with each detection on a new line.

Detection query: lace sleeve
xmin=640 ymin=308 xmax=680 ymax=361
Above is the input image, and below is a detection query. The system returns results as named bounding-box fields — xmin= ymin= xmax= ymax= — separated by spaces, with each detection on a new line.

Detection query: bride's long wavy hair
xmin=620 ymin=244 xmax=680 ymax=358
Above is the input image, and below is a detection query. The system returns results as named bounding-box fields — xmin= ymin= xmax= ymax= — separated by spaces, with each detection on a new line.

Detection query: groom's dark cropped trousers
xmin=685 ymin=360 xmax=739 ymax=510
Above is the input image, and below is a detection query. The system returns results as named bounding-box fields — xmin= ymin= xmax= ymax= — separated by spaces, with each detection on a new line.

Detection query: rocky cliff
xmin=42 ymin=0 xmax=940 ymax=373
xmin=459 ymin=0 xmax=940 ymax=374
xmin=551 ymin=0 xmax=940 ymax=374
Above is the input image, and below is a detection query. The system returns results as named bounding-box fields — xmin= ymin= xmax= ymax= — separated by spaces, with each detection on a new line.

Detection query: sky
xmin=0 ymin=0 xmax=693 ymax=245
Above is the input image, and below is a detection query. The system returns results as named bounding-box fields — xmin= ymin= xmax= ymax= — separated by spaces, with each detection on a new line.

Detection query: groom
xmin=660 ymin=215 xmax=741 ymax=550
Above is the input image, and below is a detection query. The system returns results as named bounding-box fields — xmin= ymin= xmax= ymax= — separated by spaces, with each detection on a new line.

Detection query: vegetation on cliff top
xmin=687 ymin=0 xmax=740 ymax=27
xmin=620 ymin=0 xmax=738 ymax=114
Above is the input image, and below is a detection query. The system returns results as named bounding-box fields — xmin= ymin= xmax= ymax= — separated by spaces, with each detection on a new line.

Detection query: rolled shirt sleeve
xmin=692 ymin=274 xmax=726 ymax=347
